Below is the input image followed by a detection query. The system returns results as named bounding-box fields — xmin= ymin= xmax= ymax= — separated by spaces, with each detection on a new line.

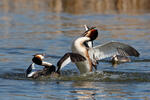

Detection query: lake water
xmin=0 ymin=0 xmax=150 ymax=100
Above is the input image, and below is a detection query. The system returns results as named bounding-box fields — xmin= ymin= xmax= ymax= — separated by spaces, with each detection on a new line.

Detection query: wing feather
xmin=89 ymin=41 xmax=140 ymax=61
xmin=56 ymin=53 xmax=86 ymax=73
xmin=26 ymin=63 xmax=36 ymax=77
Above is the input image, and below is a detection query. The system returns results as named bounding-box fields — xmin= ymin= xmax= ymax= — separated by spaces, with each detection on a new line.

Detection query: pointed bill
xmin=84 ymin=25 xmax=90 ymax=31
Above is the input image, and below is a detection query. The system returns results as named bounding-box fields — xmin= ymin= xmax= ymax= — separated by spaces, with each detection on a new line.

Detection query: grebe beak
xmin=44 ymin=54 xmax=52 ymax=58
xmin=82 ymin=25 xmax=96 ymax=36
xmin=84 ymin=25 xmax=90 ymax=31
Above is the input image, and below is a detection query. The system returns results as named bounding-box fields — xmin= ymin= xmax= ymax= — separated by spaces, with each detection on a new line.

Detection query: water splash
xmin=1 ymin=69 xmax=150 ymax=82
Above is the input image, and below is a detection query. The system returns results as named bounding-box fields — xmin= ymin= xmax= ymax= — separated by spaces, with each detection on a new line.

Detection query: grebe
xmin=111 ymin=55 xmax=131 ymax=65
xmin=26 ymin=53 xmax=56 ymax=79
xmin=26 ymin=53 xmax=86 ymax=78
xmin=56 ymin=26 xmax=140 ymax=74
xmin=83 ymin=25 xmax=134 ymax=65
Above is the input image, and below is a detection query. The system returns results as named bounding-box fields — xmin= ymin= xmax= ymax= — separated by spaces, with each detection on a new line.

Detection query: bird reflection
xmin=70 ymin=81 xmax=97 ymax=100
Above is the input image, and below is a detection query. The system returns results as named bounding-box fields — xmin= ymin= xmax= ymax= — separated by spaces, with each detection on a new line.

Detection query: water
xmin=0 ymin=0 xmax=150 ymax=99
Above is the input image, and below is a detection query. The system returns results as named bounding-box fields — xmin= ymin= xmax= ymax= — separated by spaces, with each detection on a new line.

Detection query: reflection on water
xmin=71 ymin=82 xmax=97 ymax=100
xmin=0 ymin=0 xmax=150 ymax=100
xmin=70 ymin=81 xmax=150 ymax=99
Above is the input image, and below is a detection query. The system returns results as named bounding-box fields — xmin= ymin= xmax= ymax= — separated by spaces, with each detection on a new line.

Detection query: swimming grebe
xmin=26 ymin=53 xmax=56 ymax=78
xmin=56 ymin=26 xmax=140 ymax=74
xmin=26 ymin=53 xmax=86 ymax=78
xmin=111 ymin=55 xmax=131 ymax=64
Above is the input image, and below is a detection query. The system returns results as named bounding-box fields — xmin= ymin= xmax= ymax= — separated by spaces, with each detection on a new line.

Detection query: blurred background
xmin=1 ymin=0 xmax=150 ymax=14
xmin=0 ymin=0 xmax=150 ymax=100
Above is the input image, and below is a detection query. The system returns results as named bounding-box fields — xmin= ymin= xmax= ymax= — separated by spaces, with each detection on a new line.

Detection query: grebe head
xmin=112 ymin=55 xmax=131 ymax=65
xmin=32 ymin=53 xmax=51 ymax=65
xmin=82 ymin=25 xmax=98 ymax=41
xmin=32 ymin=53 xmax=44 ymax=65
xmin=111 ymin=55 xmax=119 ymax=62
xmin=26 ymin=53 xmax=57 ymax=78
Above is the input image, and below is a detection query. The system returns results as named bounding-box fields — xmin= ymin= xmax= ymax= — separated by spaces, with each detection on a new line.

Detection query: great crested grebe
xmin=83 ymin=25 xmax=133 ymax=65
xmin=26 ymin=53 xmax=56 ymax=78
xmin=56 ymin=26 xmax=140 ymax=74
xmin=26 ymin=53 xmax=86 ymax=78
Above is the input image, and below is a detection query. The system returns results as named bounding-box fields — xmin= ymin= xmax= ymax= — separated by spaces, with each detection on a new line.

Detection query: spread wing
xmin=25 ymin=63 xmax=36 ymax=77
xmin=88 ymin=41 xmax=140 ymax=61
xmin=56 ymin=53 xmax=86 ymax=73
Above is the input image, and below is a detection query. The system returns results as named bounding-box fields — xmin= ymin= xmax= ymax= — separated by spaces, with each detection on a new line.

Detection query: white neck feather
xmin=72 ymin=37 xmax=90 ymax=54
xmin=74 ymin=37 xmax=90 ymax=47
xmin=42 ymin=61 xmax=53 ymax=67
